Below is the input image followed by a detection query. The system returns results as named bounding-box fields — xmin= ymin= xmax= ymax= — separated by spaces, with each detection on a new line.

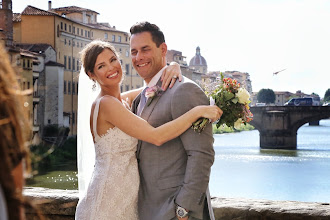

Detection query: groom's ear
xmin=160 ymin=42 xmax=167 ymax=57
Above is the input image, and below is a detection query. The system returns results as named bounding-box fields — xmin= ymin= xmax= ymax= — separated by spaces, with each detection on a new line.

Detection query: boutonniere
xmin=145 ymin=85 xmax=164 ymax=106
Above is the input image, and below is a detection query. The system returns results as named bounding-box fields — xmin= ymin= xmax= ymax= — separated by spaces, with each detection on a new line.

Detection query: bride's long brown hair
xmin=0 ymin=43 xmax=43 ymax=220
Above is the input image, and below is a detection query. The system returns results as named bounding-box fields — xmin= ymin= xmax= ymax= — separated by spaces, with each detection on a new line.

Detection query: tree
xmin=257 ymin=88 xmax=276 ymax=104
xmin=324 ymin=89 xmax=330 ymax=102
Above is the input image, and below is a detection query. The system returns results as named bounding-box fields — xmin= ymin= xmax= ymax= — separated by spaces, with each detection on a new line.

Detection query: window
xmin=68 ymin=57 xmax=71 ymax=70
xmin=77 ymin=28 xmax=79 ymax=35
xmin=72 ymin=112 xmax=75 ymax=125
xmin=22 ymin=82 xmax=26 ymax=90
xmin=73 ymin=26 xmax=75 ymax=34
xmin=77 ymin=83 xmax=79 ymax=94
xmin=69 ymin=25 xmax=71 ymax=32
xmin=68 ymin=81 xmax=71 ymax=94
xmin=126 ymin=50 xmax=129 ymax=57
xmin=64 ymin=80 xmax=67 ymax=94
xmin=61 ymin=22 xmax=63 ymax=30
xmin=27 ymin=82 xmax=30 ymax=89
xmin=81 ymin=29 xmax=83 ymax=36
xmin=72 ymin=82 xmax=76 ymax=94
xmin=104 ymin=33 xmax=108 ymax=39
xmin=57 ymin=25 xmax=59 ymax=37
xmin=88 ymin=31 xmax=90 ymax=38
xmin=69 ymin=40 xmax=71 ymax=46
xmin=85 ymin=30 xmax=87 ymax=37
xmin=112 ymin=35 xmax=115 ymax=42
xmin=125 ymin=64 xmax=130 ymax=75
xmin=81 ymin=43 xmax=83 ymax=47
xmin=64 ymin=38 xmax=67 ymax=45
xmin=64 ymin=56 xmax=67 ymax=69
xmin=77 ymin=60 xmax=80 ymax=71
xmin=125 ymin=85 xmax=129 ymax=91
xmin=126 ymin=36 xmax=128 ymax=42
xmin=48 ymin=119 xmax=51 ymax=124
xmin=118 ymin=36 xmax=121 ymax=42
xmin=23 ymin=59 xmax=26 ymax=68
xmin=73 ymin=58 xmax=75 ymax=71
xmin=65 ymin=23 xmax=67 ymax=31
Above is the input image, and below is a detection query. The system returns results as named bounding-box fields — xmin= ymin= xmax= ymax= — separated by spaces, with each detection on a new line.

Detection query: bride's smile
xmin=91 ymin=48 xmax=122 ymax=86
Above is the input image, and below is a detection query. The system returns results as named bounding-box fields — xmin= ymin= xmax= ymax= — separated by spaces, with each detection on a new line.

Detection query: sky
xmin=12 ymin=0 xmax=330 ymax=97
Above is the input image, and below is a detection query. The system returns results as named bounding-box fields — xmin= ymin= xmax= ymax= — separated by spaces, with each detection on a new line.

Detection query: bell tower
xmin=0 ymin=0 xmax=13 ymax=47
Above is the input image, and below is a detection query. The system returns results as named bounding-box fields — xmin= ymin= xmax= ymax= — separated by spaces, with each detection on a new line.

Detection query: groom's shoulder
xmin=173 ymin=76 xmax=203 ymax=91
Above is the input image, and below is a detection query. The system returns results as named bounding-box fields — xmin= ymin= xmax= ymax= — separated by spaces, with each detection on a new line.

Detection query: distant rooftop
xmin=50 ymin=6 xmax=99 ymax=15
xmin=15 ymin=43 xmax=54 ymax=53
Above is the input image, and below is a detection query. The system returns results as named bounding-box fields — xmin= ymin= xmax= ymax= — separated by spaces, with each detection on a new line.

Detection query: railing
xmin=23 ymin=187 xmax=330 ymax=220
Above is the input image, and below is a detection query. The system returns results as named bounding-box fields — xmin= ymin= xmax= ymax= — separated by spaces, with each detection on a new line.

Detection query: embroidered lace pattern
xmin=75 ymin=97 xmax=139 ymax=220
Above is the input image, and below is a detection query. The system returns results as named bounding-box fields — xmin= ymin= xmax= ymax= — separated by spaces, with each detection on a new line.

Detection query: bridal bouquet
xmin=192 ymin=73 xmax=253 ymax=133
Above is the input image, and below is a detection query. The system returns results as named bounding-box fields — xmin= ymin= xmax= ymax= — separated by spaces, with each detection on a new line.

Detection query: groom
xmin=130 ymin=22 xmax=215 ymax=220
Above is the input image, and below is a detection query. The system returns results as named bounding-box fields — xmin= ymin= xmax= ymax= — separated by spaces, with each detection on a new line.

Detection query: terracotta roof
xmin=13 ymin=13 xmax=21 ymax=22
xmin=22 ymin=5 xmax=58 ymax=16
xmin=51 ymin=6 xmax=99 ymax=14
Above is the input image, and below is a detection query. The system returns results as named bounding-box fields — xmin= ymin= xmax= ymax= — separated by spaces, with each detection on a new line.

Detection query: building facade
xmin=13 ymin=2 xmax=143 ymax=135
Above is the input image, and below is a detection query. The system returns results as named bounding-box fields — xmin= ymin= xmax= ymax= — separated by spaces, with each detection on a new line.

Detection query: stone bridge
xmin=249 ymin=106 xmax=330 ymax=149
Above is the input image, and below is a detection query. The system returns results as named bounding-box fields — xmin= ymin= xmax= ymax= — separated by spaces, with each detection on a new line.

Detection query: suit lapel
xmin=140 ymin=79 xmax=163 ymax=121
xmin=131 ymin=93 xmax=141 ymax=114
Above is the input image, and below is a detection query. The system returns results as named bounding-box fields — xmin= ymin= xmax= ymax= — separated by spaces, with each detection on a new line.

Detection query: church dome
xmin=189 ymin=46 xmax=207 ymax=66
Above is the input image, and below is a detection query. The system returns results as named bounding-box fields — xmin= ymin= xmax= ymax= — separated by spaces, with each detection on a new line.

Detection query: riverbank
xmin=213 ymin=123 xmax=255 ymax=134
xmin=24 ymin=187 xmax=330 ymax=220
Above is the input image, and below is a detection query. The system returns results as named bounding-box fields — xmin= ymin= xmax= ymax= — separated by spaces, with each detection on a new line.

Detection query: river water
xmin=27 ymin=119 xmax=330 ymax=203
xmin=210 ymin=119 xmax=330 ymax=203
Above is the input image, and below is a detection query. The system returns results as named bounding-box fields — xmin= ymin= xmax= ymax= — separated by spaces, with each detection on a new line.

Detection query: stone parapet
xmin=24 ymin=187 xmax=330 ymax=220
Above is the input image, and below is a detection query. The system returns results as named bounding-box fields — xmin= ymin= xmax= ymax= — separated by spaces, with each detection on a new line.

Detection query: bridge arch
xmin=249 ymin=106 xmax=330 ymax=149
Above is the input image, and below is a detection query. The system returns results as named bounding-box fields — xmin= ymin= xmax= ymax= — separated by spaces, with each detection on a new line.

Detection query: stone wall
xmin=24 ymin=187 xmax=330 ymax=220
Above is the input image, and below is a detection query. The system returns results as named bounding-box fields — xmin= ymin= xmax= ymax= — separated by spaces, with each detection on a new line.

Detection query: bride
xmin=75 ymin=40 xmax=222 ymax=219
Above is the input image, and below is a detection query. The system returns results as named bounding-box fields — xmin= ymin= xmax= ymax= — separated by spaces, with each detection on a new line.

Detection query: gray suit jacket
xmin=132 ymin=76 xmax=215 ymax=220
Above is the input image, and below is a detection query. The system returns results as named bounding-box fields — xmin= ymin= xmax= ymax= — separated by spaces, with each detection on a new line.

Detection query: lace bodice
xmin=75 ymin=97 xmax=139 ymax=220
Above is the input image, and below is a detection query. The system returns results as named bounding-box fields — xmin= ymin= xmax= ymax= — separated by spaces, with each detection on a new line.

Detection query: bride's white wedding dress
xmin=75 ymin=97 xmax=139 ymax=220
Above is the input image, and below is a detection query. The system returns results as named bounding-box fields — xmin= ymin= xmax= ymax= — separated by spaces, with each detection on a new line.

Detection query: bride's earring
xmin=92 ymin=80 xmax=96 ymax=91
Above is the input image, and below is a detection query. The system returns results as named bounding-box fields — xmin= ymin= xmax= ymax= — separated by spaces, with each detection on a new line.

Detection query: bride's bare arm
xmin=121 ymin=62 xmax=182 ymax=105
xmin=99 ymin=96 xmax=221 ymax=146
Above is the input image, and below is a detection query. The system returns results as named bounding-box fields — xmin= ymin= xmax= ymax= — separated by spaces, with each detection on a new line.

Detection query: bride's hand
xmin=196 ymin=105 xmax=223 ymax=123
xmin=161 ymin=62 xmax=182 ymax=91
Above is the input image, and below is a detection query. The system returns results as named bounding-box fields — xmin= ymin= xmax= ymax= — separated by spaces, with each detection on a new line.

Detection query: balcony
xmin=33 ymin=95 xmax=40 ymax=103
xmin=33 ymin=72 xmax=39 ymax=78
xmin=32 ymin=124 xmax=40 ymax=132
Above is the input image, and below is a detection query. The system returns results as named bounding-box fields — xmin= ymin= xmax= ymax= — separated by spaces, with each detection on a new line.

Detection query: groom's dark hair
xmin=130 ymin=21 xmax=165 ymax=47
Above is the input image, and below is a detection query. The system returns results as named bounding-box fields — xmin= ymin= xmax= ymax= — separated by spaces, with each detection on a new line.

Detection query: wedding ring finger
xmin=172 ymin=75 xmax=178 ymax=79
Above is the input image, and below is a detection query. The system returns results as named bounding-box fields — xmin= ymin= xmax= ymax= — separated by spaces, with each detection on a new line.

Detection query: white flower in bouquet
xmin=234 ymin=118 xmax=243 ymax=129
xmin=236 ymin=88 xmax=250 ymax=104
